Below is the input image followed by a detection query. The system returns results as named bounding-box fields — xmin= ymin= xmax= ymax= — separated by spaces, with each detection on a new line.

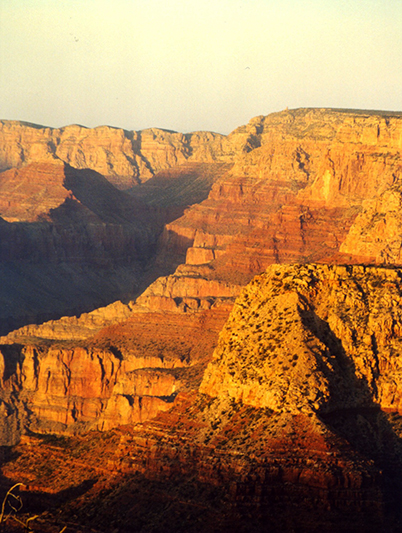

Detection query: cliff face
xmin=0 ymin=120 xmax=236 ymax=190
xmin=103 ymin=264 xmax=402 ymax=530
xmin=140 ymin=108 xmax=402 ymax=319
xmin=4 ymin=264 xmax=402 ymax=532
xmin=1 ymin=108 xmax=402 ymax=531
xmin=0 ymin=343 xmax=176 ymax=441
xmin=0 ymin=116 xmax=260 ymax=331
xmin=340 ymin=182 xmax=402 ymax=263
xmin=168 ymin=109 xmax=402 ymax=284
xmin=0 ymin=307 xmax=229 ymax=444
xmin=201 ymin=263 xmax=402 ymax=413
xmin=1 ymin=107 xmax=402 ymax=432
xmin=0 ymin=160 xmax=161 ymax=334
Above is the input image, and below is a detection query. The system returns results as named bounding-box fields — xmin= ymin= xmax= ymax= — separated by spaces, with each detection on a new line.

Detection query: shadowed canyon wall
xmin=3 ymin=264 xmax=402 ymax=532
xmin=0 ymin=160 xmax=164 ymax=334
xmin=1 ymin=108 xmax=402 ymax=531
xmin=1 ymin=107 xmax=402 ymax=435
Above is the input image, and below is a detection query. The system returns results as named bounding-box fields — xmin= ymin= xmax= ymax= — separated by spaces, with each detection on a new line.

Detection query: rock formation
xmin=88 ymin=263 xmax=402 ymax=530
xmin=0 ymin=160 xmax=165 ymax=334
xmin=2 ymin=107 xmax=402 ymax=428
xmin=1 ymin=108 xmax=402 ymax=531
xmin=167 ymin=108 xmax=402 ymax=284
xmin=1 ymin=108 xmax=402 ymax=331
xmin=3 ymin=263 xmax=402 ymax=531
xmin=340 ymin=182 xmax=402 ymax=263
xmin=0 ymin=120 xmax=235 ymax=190
xmin=201 ymin=263 xmax=402 ymax=413
xmin=0 ymin=307 xmax=229 ymax=444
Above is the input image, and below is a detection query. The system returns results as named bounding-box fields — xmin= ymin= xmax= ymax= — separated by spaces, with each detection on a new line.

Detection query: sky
xmin=0 ymin=0 xmax=401 ymax=134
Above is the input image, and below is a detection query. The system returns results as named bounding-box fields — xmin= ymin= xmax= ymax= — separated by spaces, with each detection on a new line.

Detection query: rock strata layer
xmin=0 ymin=160 xmax=163 ymax=333
xmin=1 ymin=107 xmax=402 ymax=438
xmin=1 ymin=108 xmax=402 ymax=332
xmin=4 ymin=264 xmax=402 ymax=531
xmin=0 ymin=307 xmax=229 ymax=443
xmin=1 ymin=108 xmax=402 ymax=530
xmin=201 ymin=263 xmax=402 ymax=414
xmin=0 ymin=120 xmax=243 ymax=189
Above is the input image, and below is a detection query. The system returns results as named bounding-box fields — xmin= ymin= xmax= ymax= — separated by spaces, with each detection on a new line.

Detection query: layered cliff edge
xmin=0 ymin=119 xmax=250 ymax=190
xmin=0 ymin=160 xmax=164 ymax=334
xmin=1 ymin=108 xmax=402 ymax=530
xmin=1 ymin=107 xmax=402 ymax=440
xmin=4 ymin=263 xmax=402 ymax=532
xmin=1 ymin=107 xmax=402 ymax=330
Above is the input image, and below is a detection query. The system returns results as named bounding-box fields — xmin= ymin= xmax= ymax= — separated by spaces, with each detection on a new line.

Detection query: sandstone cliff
xmin=135 ymin=108 xmax=402 ymax=325
xmin=0 ymin=120 xmax=236 ymax=190
xmin=167 ymin=108 xmax=402 ymax=287
xmin=0 ymin=307 xmax=229 ymax=444
xmin=340 ymin=182 xmax=402 ymax=263
xmin=0 ymin=160 xmax=162 ymax=334
xmin=4 ymin=263 xmax=402 ymax=532
xmin=2 ymin=107 xmax=402 ymax=435
xmin=201 ymin=263 xmax=402 ymax=413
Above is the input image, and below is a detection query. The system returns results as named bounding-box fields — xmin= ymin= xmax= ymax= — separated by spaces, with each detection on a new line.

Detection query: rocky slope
xmin=0 ymin=306 xmax=230 ymax=444
xmin=3 ymin=263 xmax=402 ymax=531
xmin=1 ymin=107 xmax=402 ymax=430
xmin=166 ymin=108 xmax=402 ymax=284
xmin=2 ymin=108 xmax=402 ymax=329
xmin=0 ymin=160 xmax=162 ymax=334
xmin=1 ymin=108 xmax=402 ymax=530
xmin=201 ymin=263 xmax=402 ymax=413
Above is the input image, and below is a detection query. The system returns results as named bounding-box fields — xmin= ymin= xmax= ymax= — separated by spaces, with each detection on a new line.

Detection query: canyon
xmin=0 ymin=108 xmax=402 ymax=531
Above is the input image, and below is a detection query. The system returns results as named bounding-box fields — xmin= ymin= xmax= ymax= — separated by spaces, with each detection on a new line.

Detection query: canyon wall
xmin=136 ymin=107 xmax=402 ymax=323
xmin=0 ymin=307 xmax=229 ymax=444
xmin=4 ymin=263 xmax=402 ymax=531
xmin=0 ymin=160 xmax=162 ymax=334
xmin=1 ymin=108 xmax=402 ymax=531
xmin=0 ymin=115 xmax=255 ymax=331
xmin=0 ymin=120 xmax=237 ymax=190
xmin=104 ymin=263 xmax=402 ymax=531
xmin=168 ymin=108 xmax=402 ymax=284
xmin=1 ymin=107 xmax=402 ymax=433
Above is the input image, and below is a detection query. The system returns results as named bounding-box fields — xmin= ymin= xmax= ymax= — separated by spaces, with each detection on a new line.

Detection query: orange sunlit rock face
xmin=2 ymin=108 xmax=402 ymax=435
xmin=1 ymin=108 xmax=402 ymax=531
xmin=0 ymin=308 xmax=229 ymax=441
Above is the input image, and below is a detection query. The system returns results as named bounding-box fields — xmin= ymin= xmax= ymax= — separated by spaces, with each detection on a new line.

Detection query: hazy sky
xmin=0 ymin=0 xmax=401 ymax=134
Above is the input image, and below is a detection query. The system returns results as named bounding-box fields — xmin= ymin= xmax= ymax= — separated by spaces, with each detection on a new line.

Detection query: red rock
xmin=1 ymin=109 xmax=402 ymax=531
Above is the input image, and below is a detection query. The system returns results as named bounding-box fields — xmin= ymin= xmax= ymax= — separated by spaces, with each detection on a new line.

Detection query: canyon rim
xmin=0 ymin=108 xmax=402 ymax=532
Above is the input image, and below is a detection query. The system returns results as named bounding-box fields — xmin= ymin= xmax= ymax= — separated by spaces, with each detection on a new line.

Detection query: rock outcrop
xmin=4 ymin=263 xmax=402 ymax=532
xmin=201 ymin=263 xmax=402 ymax=413
xmin=2 ymin=108 xmax=402 ymax=531
xmin=340 ymin=183 xmax=402 ymax=263
xmin=0 ymin=120 xmax=235 ymax=190
xmin=0 ymin=160 xmax=161 ymax=334
xmin=2 ymin=107 xmax=402 ymax=438
xmin=0 ymin=307 xmax=229 ymax=443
